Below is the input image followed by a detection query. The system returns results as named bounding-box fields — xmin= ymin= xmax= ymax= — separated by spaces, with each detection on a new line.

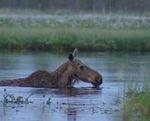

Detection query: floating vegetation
xmin=2 ymin=88 xmax=33 ymax=104
xmin=1 ymin=88 xmax=53 ymax=106
xmin=46 ymin=97 xmax=51 ymax=105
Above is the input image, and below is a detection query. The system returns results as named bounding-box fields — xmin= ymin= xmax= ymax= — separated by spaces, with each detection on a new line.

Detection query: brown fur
xmin=0 ymin=51 xmax=102 ymax=88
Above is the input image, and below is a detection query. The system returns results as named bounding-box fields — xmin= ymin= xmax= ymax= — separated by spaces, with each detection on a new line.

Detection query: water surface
xmin=0 ymin=51 xmax=149 ymax=121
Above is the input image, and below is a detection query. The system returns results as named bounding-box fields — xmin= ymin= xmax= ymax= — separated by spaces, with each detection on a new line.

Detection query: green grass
xmin=0 ymin=26 xmax=150 ymax=51
xmin=0 ymin=13 xmax=150 ymax=52
xmin=124 ymin=90 xmax=150 ymax=121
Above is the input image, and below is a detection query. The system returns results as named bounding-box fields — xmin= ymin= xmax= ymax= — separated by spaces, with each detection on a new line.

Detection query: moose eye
xmin=80 ymin=65 xmax=84 ymax=71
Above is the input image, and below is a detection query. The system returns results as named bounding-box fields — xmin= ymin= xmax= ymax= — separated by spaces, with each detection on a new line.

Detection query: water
xmin=0 ymin=51 xmax=149 ymax=121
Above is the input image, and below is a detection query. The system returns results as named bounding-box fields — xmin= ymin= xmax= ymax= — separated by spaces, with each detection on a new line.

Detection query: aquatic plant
xmin=125 ymin=91 xmax=150 ymax=121
xmin=46 ymin=97 xmax=51 ymax=105
xmin=1 ymin=88 xmax=53 ymax=106
xmin=2 ymin=88 xmax=33 ymax=104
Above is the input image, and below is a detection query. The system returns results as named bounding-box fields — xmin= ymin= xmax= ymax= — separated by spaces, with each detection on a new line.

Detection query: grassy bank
xmin=124 ymin=90 xmax=150 ymax=121
xmin=0 ymin=14 xmax=150 ymax=51
xmin=0 ymin=26 xmax=150 ymax=51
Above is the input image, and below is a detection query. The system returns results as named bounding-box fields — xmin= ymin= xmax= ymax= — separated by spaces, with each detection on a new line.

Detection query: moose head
xmin=66 ymin=48 xmax=103 ymax=88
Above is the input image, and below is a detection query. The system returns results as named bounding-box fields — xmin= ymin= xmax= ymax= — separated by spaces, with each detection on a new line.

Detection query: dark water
xmin=0 ymin=51 xmax=149 ymax=121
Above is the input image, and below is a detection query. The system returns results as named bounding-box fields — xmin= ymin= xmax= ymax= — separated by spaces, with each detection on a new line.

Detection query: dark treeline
xmin=0 ymin=0 xmax=150 ymax=13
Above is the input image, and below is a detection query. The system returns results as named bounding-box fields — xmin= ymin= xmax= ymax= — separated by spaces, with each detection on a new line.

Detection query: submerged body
xmin=0 ymin=62 xmax=76 ymax=88
xmin=0 ymin=49 xmax=102 ymax=88
xmin=0 ymin=70 xmax=55 ymax=88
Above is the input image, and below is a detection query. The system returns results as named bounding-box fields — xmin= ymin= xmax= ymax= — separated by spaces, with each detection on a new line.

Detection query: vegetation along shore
xmin=0 ymin=13 xmax=150 ymax=52
xmin=125 ymin=90 xmax=150 ymax=121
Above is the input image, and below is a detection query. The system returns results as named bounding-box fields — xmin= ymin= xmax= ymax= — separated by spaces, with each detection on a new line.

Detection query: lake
xmin=0 ymin=51 xmax=149 ymax=121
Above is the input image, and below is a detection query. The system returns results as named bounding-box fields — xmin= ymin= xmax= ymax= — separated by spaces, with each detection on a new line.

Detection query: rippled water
xmin=0 ymin=51 xmax=149 ymax=121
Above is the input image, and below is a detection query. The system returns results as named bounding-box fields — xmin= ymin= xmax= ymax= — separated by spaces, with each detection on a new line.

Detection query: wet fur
xmin=0 ymin=62 xmax=75 ymax=88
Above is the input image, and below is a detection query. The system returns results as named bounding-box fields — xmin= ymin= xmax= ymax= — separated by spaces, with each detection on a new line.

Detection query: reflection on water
xmin=0 ymin=51 xmax=150 ymax=121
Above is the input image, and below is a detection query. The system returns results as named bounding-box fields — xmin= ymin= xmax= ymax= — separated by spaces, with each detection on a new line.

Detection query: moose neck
xmin=54 ymin=62 xmax=68 ymax=76
xmin=52 ymin=61 xmax=73 ymax=87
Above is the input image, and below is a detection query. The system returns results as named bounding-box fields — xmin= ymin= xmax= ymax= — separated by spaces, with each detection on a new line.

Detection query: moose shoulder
xmin=0 ymin=49 xmax=102 ymax=88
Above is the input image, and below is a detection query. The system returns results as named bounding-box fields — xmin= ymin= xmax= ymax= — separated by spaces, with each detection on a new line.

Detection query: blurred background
xmin=0 ymin=0 xmax=150 ymax=14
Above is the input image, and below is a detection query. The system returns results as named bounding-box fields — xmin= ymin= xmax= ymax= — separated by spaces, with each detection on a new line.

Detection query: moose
xmin=0 ymin=49 xmax=102 ymax=88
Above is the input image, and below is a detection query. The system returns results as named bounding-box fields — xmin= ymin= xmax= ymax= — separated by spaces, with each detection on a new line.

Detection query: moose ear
xmin=68 ymin=53 xmax=74 ymax=61
xmin=72 ymin=48 xmax=78 ymax=58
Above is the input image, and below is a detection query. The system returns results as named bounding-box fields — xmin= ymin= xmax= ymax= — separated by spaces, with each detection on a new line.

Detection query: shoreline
xmin=0 ymin=13 xmax=150 ymax=52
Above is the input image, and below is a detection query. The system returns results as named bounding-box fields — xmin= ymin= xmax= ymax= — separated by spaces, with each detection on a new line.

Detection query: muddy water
xmin=0 ymin=52 xmax=149 ymax=121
